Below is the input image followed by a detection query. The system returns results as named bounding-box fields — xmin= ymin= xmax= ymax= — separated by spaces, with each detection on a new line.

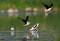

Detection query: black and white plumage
xmin=29 ymin=23 xmax=39 ymax=39
xmin=11 ymin=26 xmax=15 ymax=36
xmin=17 ymin=16 xmax=30 ymax=26
xmin=43 ymin=3 xmax=53 ymax=12
xmin=29 ymin=23 xmax=39 ymax=30
xmin=43 ymin=3 xmax=53 ymax=16
xmin=43 ymin=3 xmax=53 ymax=9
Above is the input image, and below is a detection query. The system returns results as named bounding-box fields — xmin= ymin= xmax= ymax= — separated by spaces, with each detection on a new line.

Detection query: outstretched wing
xmin=42 ymin=3 xmax=49 ymax=9
xmin=17 ymin=17 xmax=26 ymax=24
xmin=49 ymin=3 xmax=53 ymax=8
xmin=26 ymin=16 xmax=29 ymax=21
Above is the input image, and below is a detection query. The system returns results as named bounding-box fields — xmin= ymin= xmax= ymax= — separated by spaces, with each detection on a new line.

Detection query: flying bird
xmin=29 ymin=23 xmax=39 ymax=30
xmin=17 ymin=16 xmax=30 ymax=26
xmin=42 ymin=3 xmax=53 ymax=17
xmin=29 ymin=23 xmax=39 ymax=39
xmin=43 ymin=3 xmax=53 ymax=9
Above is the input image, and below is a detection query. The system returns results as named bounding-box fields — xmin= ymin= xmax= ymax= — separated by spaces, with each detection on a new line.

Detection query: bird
xmin=42 ymin=3 xmax=53 ymax=17
xmin=29 ymin=23 xmax=39 ymax=30
xmin=11 ymin=26 xmax=15 ymax=36
xmin=29 ymin=23 xmax=39 ymax=39
xmin=42 ymin=3 xmax=53 ymax=12
xmin=43 ymin=3 xmax=53 ymax=9
xmin=17 ymin=16 xmax=30 ymax=26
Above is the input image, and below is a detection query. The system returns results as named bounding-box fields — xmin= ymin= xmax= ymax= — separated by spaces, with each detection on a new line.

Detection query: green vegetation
xmin=0 ymin=12 xmax=60 ymax=41
xmin=0 ymin=0 xmax=60 ymax=41
xmin=0 ymin=13 xmax=60 ymax=31
xmin=0 ymin=0 xmax=59 ymax=10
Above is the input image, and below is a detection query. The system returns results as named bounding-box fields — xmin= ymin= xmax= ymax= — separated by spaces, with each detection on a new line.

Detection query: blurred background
xmin=0 ymin=0 xmax=60 ymax=41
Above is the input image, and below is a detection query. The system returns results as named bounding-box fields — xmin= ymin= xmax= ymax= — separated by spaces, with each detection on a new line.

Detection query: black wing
xmin=42 ymin=3 xmax=49 ymax=9
xmin=25 ymin=16 xmax=29 ymax=21
xmin=17 ymin=17 xmax=26 ymax=24
xmin=34 ymin=24 xmax=37 ymax=28
xmin=49 ymin=3 xmax=53 ymax=8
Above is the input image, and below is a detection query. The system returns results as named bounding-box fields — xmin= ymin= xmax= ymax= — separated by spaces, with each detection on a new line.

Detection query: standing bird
xmin=11 ymin=26 xmax=15 ymax=36
xmin=17 ymin=16 xmax=30 ymax=26
xmin=43 ymin=3 xmax=53 ymax=17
